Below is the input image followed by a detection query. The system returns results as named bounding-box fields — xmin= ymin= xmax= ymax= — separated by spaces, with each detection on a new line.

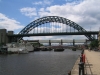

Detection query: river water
xmin=0 ymin=49 xmax=81 ymax=75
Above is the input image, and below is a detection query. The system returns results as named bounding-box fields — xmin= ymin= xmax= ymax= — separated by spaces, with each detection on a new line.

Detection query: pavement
xmin=71 ymin=49 xmax=100 ymax=75
xmin=85 ymin=50 xmax=100 ymax=75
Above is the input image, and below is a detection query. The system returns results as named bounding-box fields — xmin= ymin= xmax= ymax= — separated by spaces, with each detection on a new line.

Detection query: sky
xmin=0 ymin=0 xmax=100 ymax=40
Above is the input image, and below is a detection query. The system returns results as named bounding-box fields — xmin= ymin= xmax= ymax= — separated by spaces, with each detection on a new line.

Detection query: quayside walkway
xmin=85 ymin=50 xmax=100 ymax=75
xmin=71 ymin=50 xmax=100 ymax=75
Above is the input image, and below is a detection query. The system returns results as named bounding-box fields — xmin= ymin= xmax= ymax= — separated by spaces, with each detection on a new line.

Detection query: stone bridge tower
xmin=0 ymin=29 xmax=7 ymax=44
xmin=0 ymin=29 xmax=14 ymax=44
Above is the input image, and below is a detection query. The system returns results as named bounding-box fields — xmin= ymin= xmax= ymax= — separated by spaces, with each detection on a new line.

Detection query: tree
xmin=90 ymin=40 xmax=99 ymax=48
xmin=31 ymin=43 xmax=43 ymax=47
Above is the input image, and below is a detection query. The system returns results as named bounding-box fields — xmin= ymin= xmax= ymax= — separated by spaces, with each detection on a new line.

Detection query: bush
xmin=89 ymin=40 xmax=99 ymax=48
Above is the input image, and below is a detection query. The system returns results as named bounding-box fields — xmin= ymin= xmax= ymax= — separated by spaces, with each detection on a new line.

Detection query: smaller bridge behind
xmin=26 ymin=39 xmax=89 ymax=46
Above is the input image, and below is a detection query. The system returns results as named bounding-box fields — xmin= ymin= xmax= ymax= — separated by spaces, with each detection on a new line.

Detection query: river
xmin=0 ymin=49 xmax=81 ymax=75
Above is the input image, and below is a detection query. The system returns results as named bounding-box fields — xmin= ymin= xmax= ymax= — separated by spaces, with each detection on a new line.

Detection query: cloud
xmin=21 ymin=0 xmax=100 ymax=40
xmin=33 ymin=1 xmax=43 ymax=5
xmin=28 ymin=36 xmax=53 ymax=40
xmin=38 ymin=0 xmax=100 ymax=31
xmin=20 ymin=7 xmax=37 ymax=18
xmin=0 ymin=13 xmax=24 ymax=31
xmin=24 ymin=35 xmax=86 ymax=41
xmin=32 ymin=0 xmax=52 ymax=6
xmin=65 ymin=0 xmax=84 ymax=4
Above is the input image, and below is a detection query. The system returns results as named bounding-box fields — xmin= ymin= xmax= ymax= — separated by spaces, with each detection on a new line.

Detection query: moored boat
xmin=7 ymin=41 xmax=34 ymax=54
xmin=18 ymin=48 xmax=28 ymax=54
xmin=54 ymin=45 xmax=64 ymax=52
xmin=72 ymin=47 xmax=76 ymax=51
xmin=54 ymin=48 xmax=64 ymax=52
xmin=40 ymin=46 xmax=48 ymax=51
xmin=34 ymin=47 xmax=40 ymax=51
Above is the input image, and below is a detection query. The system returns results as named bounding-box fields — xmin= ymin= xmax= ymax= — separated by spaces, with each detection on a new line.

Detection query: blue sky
xmin=0 ymin=0 xmax=100 ymax=40
xmin=0 ymin=0 xmax=70 ymax=25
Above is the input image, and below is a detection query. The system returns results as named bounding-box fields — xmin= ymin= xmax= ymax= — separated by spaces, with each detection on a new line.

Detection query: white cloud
xmin=28 ymin=36 xmax=53 ymax=40
xmin=0 ymin=13 xmax=24 ymax=31
xmin=20 ymin=7 xmax=37 ymax=18
xmin=33 ymin=1 xmax=43 ymax=5
xmin=65 ymin=0 xmax=84 ymax=4
xmin=21 ymin=0 xmax=100 ymax=40
xmin=32 ymin=0 xmax=52 ymax=6
xmin=44 ymin=0 xmax=51 ymax=5
xmin=24 ymin=35 xmax=86 ymax=41
xmin=38 ymin=0 xmax=100 ymax=31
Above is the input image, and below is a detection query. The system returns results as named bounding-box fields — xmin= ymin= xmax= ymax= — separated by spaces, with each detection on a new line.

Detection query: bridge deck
xmin=7 ymin=31 xmax=99 ymax=37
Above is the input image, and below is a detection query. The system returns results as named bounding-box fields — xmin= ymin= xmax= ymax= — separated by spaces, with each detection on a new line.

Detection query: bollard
xmin=78 ymin=62 xmax=84 ymax=75
xmin=80 ymin=54 xmax=85 ymax=64
xmin=81 ymin=50 xmax=85 ymax=64
xmin=82 ymin=54 xmax=85 ymax=63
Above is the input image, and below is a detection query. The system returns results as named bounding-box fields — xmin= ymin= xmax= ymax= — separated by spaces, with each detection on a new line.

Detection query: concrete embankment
xmin=71 ymin=56 xmax=80 ymax=75
xmin=71 ymin=49 xmax=100 ymax=75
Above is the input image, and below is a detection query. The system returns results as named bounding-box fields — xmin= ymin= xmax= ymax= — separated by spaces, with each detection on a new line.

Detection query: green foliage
xmin=89 ymin=40 xmax=99 ymax=48
xmin=31 ymin=43 xmax=43 ymax=47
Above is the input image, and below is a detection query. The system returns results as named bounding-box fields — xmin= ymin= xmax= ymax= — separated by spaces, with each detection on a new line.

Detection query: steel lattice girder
xmin=19 ymin=16 xmax=94 ymax=40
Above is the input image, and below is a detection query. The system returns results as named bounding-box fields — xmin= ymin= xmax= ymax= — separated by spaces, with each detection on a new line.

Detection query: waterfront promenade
xmin=71 ymin=49 xmax=100 ymax=75
xmin=85 ymin=50 xmax=100 ymax=75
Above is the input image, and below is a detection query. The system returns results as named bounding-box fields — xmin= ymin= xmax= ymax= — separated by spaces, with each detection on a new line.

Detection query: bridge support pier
xmin=61 ymin=39 xmax=63 ymax=45
xmin=49 ymin=40 xmax=51 ymax=46
xmin=73 ymin=39 xmax=75 ymax=46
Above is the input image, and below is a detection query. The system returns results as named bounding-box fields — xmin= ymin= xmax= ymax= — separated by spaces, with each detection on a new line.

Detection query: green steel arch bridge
xmin=8 ymin=16 xmax=99 ymax=42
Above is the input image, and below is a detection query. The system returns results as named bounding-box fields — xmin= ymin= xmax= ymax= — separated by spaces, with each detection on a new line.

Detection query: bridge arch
xmin=19 ymin=16 xmax=94 ymax=40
